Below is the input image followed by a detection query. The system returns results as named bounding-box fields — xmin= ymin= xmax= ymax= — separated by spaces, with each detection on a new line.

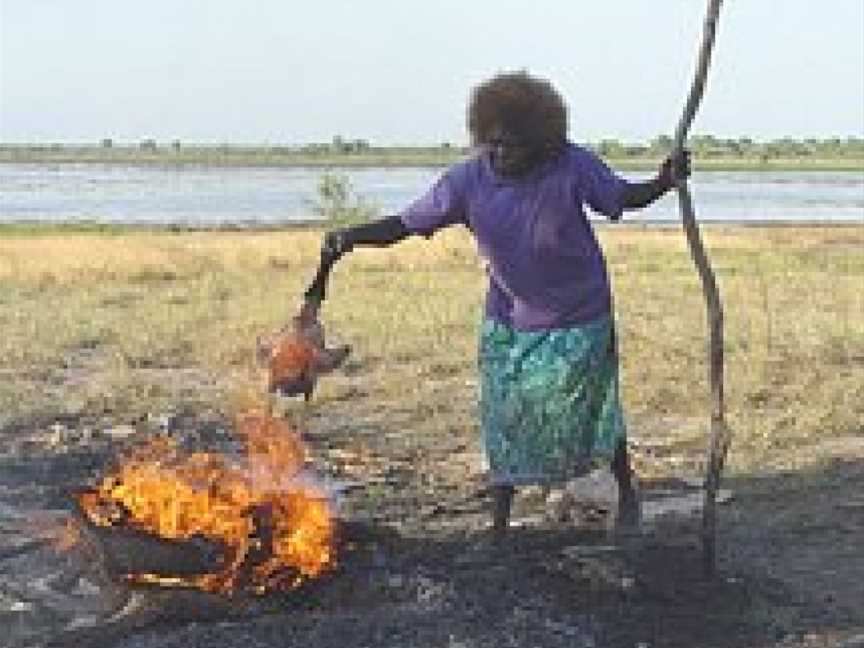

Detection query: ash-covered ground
xmin=1 ymin=409 xmax=862 ymax=648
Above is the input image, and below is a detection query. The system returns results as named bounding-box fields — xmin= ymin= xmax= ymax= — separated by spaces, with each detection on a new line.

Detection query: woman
xmin=316 ymin=71 xmax=689 ymax=534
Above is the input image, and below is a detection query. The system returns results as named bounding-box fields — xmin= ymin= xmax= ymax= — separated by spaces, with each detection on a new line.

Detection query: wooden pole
xmin=671 ymin=0 xmax=730 ymax=576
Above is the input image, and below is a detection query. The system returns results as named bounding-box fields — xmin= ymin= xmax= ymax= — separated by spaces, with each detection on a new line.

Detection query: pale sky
xmin=1 ymin=0 xmax=863 ymax=145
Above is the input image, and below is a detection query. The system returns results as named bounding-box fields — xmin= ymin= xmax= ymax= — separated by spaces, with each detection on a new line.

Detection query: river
xmin=1 ymin=163 xmax=862 ymax=227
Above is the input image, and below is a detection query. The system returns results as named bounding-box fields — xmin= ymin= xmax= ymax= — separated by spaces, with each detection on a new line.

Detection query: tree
xmin=650 ymin=134 xmax=674 ymax=154
xmin=596 ymin=139 xmax=623 ymax=158
xmin=311 ymin=173 xmax=378 ymax=223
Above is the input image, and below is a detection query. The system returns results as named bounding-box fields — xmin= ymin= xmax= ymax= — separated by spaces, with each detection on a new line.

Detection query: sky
xmin=1 ymin=0 xmax=863 ymax=145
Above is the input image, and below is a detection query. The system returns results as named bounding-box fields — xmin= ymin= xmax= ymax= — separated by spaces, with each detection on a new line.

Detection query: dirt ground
xmin=1 ymin=223 xmax=861 ymax=647
xmin=1 ymin=388 xmax=862 ymax=648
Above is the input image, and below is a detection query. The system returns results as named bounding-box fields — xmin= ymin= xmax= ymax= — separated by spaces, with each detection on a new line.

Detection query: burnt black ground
xmin=1 ymin=411 xmax=862 ymax=648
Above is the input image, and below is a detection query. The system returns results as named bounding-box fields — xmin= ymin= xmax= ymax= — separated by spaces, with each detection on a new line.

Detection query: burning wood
xmin=73 ymin=506 xmax=228 ymax=578
xmin=74 ymin=411 xmax=336 ymax=595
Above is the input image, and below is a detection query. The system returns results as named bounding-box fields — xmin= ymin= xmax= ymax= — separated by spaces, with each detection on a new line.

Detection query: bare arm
xmin=621 ymin=149 xmax=691 ymax=211
xmin=336 ymin=215 xmax=411 ymax=248
xmin=622 ymin=177 xmax=670 ymax=210
xmin=301 ymin=216 xmax=411 ymax=309
xmin=315 ymin=215 xmax=411 ymax=280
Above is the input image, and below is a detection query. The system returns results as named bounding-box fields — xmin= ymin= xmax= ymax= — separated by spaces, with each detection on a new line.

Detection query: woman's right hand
xmin=321 ymin=229 xmax=353 ymax=266
xmin=303 ymin=228 xmax=354 ymax=306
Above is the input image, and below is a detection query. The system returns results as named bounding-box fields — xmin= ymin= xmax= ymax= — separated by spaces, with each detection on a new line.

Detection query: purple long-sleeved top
xmin=398 ymin=142 xmax=626 ymax=331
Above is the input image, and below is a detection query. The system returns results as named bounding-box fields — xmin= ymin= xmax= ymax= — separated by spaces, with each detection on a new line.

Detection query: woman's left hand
xmin=657 ymin=149 xmax=692 ymax=190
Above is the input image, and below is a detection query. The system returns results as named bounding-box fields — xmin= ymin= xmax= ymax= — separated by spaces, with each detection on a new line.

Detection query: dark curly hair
xmin=467 ymin=70 xmax=568 ymax=150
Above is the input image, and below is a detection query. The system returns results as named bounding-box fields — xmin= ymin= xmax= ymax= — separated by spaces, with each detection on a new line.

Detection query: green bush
xmin=312 ymin=172 xmax=378 ymax=223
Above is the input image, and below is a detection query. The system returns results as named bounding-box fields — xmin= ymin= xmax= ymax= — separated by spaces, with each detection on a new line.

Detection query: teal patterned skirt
xmin=479 ymin=314 xmax=626 ymax=486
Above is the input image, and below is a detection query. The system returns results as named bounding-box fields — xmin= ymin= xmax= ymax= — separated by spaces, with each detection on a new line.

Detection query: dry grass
xmin=0 ymin=225 xmax=861 ymax=480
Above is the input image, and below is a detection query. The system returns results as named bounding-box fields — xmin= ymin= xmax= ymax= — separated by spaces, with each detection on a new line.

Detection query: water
xmin=1 ymin=163 xmax=862 ymax=226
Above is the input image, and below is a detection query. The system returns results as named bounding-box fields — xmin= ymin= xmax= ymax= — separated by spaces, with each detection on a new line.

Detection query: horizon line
xmin=2 ymin=134 xmax=863 ymax=147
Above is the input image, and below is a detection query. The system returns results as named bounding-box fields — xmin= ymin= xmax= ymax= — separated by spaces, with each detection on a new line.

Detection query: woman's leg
xmin=491 ymin=485 xmax=515 ymax=534
xmin=611 ymin=438 xmax=640 ymax=526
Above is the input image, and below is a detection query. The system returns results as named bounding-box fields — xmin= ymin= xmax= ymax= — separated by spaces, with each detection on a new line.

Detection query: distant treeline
xmin=595 ymin=134 xmax=864 ymax=160
xmin=1 ymin=134 xmax=863 ymax=169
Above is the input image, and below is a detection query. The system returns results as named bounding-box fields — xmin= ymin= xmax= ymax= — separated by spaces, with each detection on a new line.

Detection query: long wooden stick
xmin=671 ymin=0 xmax=730 ymax=576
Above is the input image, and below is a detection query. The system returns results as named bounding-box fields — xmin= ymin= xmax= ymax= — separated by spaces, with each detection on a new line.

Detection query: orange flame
xmin=76 ymin=412 xmax=335 ymax=594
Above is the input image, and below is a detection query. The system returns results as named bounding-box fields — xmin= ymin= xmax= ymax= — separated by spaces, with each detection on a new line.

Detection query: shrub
xmin=311 ymin=172 xmax=378 ymax=223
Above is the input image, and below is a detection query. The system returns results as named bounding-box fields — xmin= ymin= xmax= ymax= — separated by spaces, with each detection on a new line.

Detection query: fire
xmin=76 ymin=411 xmax=335 ymax=594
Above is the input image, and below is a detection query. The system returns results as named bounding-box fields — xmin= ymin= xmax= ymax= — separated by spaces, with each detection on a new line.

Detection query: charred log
xmin=73 ymin=503 xmax=228 ymax=579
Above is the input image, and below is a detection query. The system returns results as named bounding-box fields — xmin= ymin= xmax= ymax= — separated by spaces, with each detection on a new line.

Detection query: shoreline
xmin=2 ymin=151 xmax=863 ymax=173
xmin=1 ymin=219 xmax=861 ymax=237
